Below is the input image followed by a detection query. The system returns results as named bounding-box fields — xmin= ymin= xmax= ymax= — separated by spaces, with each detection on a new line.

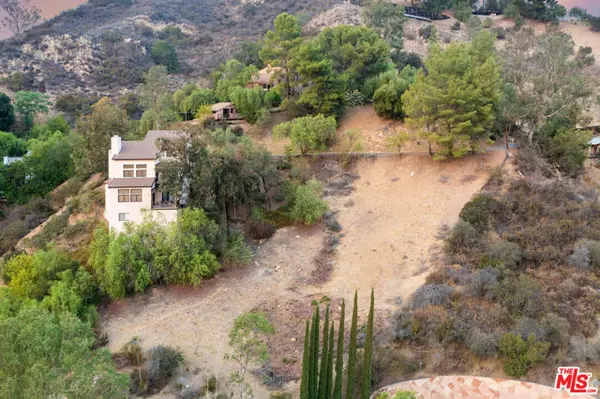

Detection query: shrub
xmin=493 ymin=26 xmax=506 ymax=39
xmin=410 ymin=284 xmax=454 ymax=310
xmin=451 ymin=21 xmax=461 ymax=31
xmin=418 ymin=25 xmax=434 ymax=39
xmin=344 ymin=90 xmax=367 ymax=107
xmin=495 ymin=276 xmax=547 ymax=318
xmin=223 ymin=230 xmax=253 ymax=267
xmin=151 ymin=40 xmax=179 ymax=73
xmin=467 ymin=267 xmax=499 ymax=298
xmin=487 ymin=241 xmax=522 ymax=269
xmin=147 ymin=345 xmax=184 ymax=388
xmin=483 ymin=17 xmax=494 ymax=28
xmin=498 ymin=333 xmax=550 ymax=377
xmin=459 ymin=194 xmax=494 ymax=231
xmin=455 ymin=5 xmax=473 ymax=23
xmin=568 ymin=336 xmax=600 ymax=363
xmin=570 ymin=239 xmax=600 ymax=270
xmin=247 ymin=218 xmax=276 ymax=240
xmin=469 ymin=329 xmax=498 ymax=358
xmin=446 ymin=220 xmax=479 ymax=253
xmin=289 ymin=180 xmax=328 ymax=225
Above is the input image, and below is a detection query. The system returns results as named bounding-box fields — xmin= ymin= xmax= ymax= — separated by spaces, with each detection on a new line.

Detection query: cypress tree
xmin=326 ymin=322 xmax=335 ymax=399
xmin=333 ymin=300 xmax=345 ymax=399
xmin=300 ymin=320 xmax=310 ymax=399
xmin=361 ymin=289 xmax=375 ymax=399
xmin=318 ymin=305 xmax=330 ymax=399
xmin=310 ymin=305 xmax=320 ymax=399
xmin=346 ymin=291 xmax=358 ymax=399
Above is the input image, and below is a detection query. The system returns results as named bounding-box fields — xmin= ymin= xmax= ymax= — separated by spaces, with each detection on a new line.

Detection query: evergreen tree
xmin=309 ymin=305 xmax=320 ymax=399
xmin=300 ymin=320 xmax=310 ymax=399
xmin=361 ymin=289 xmax=375 ymax=399
xmin=326 ymin=322 xmax=335 ymax=399
xmin=333 ymin=300 xmax=345 ymax=399
xmin=0 ymin=92 xmax=15 ymax=132
xmin=318 ymin=305 xmax=330 ymax=399
xmin=346 ymin=291 xmax=359 ymax=399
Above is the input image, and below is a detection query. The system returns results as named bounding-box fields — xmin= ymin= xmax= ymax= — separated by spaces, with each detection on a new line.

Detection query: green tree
xmin=229 ymin=86 xmax=265 ymax=124
xmin=151 ymin=40 xmax=179 ymax=73
xmin=137 ymin=66 xmax=180 ymax=131
xmin=0 ymin=92 xmax=15 ymax=131
xmin=361 ymin=289 xmax=375 ymax=399
xmin=234 ymin=41 xmax=265 ymax=68
xmin=402 ymin=31 xmax=500 ymax=159
xmin=274 ymin=114 xmax=337 ymax=155
xmin=363 ymin=0 xmax=405 ymax=51
xmin=498 ymin=333 xmax=550 ymax=377
xmin=0 ymin=306 xmax=129 ymax=398
xmin=422 ymin=0 xmax=453 ymax=13
xmin=347 ymin=291 xmax=358 ymax=399
xmin=212 ymin=59 xmax=259 ymax=102
xmin=289 ymin=180 xmax=329 ymax=225
xmin=73 ymin=97 xmax=129 ymax=176
xmin=373 ymin=66 xmax=417 ymax=119
xmin=182 ymin=89 xmax=217 ymax=119
xmin=333 ymin=300 xmax=345 ymax=399
xmin=20 ymin=132 xmax=73 ymax=198
xmin=260 ymin=13 xmax=303 ymax=97
xmin=318 ymin=305 xmax=331 ymax=399
xmin=103 ymin=231 xmax=151 ymax=299
xmin=13 ymin=91 xmax=51 ymax=132
xmin=0 ymin=131 xmax=25 ymax=157
xmin=226 ymin=311 xmax=275 ymax=399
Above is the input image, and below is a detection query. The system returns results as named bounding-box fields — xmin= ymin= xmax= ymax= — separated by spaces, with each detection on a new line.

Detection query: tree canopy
xmin=0 ymin=92 xmax=15 ymax=131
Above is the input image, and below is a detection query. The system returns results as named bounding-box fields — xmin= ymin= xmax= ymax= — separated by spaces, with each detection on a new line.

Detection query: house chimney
xmin=111 ymin=136 xmax=122 ymax=154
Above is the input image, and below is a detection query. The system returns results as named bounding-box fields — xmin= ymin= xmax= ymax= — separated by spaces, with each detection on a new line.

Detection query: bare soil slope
xmin=101 ymin=152 xmax=505 ymax=397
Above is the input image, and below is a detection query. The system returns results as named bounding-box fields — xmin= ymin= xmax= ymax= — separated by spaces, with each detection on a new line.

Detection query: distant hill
xmin=0 ymin=0 xmax=334 ymax=98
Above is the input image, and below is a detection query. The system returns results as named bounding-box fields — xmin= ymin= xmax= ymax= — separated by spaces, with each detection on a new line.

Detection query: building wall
xmin=108 ymin=159 xmax=157 ymax=179
xmin=152 ymin=209 xmax=178 ymax=225
xmin=105 ymin=186 xmax=153 ymax=233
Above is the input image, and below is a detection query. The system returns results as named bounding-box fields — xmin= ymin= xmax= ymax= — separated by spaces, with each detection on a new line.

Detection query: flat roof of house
xmin=107 ymin=177 xmax=156 ymax=188
xmin=112 ymin=130 xmax=183 ymax=160
xmin=211 ymin=102 xmax=234 ymax=112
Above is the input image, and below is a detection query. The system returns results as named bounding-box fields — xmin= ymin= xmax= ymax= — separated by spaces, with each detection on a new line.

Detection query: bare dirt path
xmin=101 ymin=152 xmax=505 ymax=398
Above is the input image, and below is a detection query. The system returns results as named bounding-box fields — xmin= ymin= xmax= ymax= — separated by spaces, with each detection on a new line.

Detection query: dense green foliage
xmin=151 ymin=40 xmax=179 ymax=73
xmin=301 ymin=292 xmax=374 ymax=399
xmin=403 ymin=31 xmax=500 ymax=159
xmin=89 ymin=208 xmax=237 ymax=299
xmin=373 ymin=66 xmax=417 ymax=119
xmin=0 ymin=306 xmax=129 ymax=398
xmin=289 ymin=179 xmax=328 ymax=225
xmin=0 ymin=131 xmax=26 ymax=157
xmin=0 ymin=92 xmax=15 ymax=131
xmin=13 ymin=91 xmax=51 ymax=132
xmin=274 ymin=114 xmax=337 ymax=155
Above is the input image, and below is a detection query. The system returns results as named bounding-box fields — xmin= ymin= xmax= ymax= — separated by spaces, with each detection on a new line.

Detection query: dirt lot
xmin=101 ymin=150 xmax=505 ymax=397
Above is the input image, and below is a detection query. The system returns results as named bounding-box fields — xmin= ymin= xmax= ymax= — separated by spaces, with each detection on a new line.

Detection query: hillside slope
xmin=0 ymin=0 xmax=334 ymax=97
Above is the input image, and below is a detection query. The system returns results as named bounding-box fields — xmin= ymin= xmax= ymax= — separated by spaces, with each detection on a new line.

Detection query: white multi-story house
xmin=105 ymin=130 xmax=182 ymax=232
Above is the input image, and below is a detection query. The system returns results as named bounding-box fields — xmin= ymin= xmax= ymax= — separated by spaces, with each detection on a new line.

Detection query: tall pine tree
xmin=346 ymin=291 xmax=359 ymax=399
xmin=361 ymin=289 xmax=375 ymax=399
xmin=333 ymin=300 xmax=345 ymax=399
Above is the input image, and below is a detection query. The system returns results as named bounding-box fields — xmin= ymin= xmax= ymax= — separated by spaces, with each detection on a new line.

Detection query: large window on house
xmin=123 ymin=164 xmax=148 ymax=178
xmin=118 ymin=189 xmax=130 ymax=202
xmin=123 ymin=164 xmax=134 ymax=177
xmin=117 ymin=189 xmax=143 ymax=202
xmin=136 ymin=164 xmax=147 ymax=177
xmin=130 ymin=189 xmax=142 ymax=202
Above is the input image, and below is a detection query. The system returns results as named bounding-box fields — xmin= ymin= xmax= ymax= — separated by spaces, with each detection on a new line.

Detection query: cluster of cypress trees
xmin=300 ymin=289 xmax=375 ymax=399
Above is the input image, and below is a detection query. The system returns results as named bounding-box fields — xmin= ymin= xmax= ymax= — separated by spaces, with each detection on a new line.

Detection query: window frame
xmin=117 ymin=189 xmax=130 ymax=203
xmin=130 ymin=188 xmax=143 ymax=202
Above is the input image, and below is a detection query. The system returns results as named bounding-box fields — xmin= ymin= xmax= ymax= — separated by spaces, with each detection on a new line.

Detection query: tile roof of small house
xmin=211 ymin=102 xmax=234 ymax=112
xmin=112 ymin=130 xmax=183 ymax=160
xmin=250 ymin=65 xmax=285 ymax=84
xmin=107 ymin=177 xmax=156 ymax=188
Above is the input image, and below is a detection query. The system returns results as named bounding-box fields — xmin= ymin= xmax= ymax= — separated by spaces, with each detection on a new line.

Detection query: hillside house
xmin=246 ymin=65 xmax=285 ymax=91
xmin=590 ymin=136 xmax=600 ymax=158
xmin=211 ymin=102 xmax=240 ymax=121
xmin=105 ymin=130 xmax=184 ymax=233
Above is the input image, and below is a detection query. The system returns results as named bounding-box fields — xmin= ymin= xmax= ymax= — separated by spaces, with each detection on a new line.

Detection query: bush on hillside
xmin=486 ymin=241 xmax=522 ymax=269
xmin=410 ymin=284 xmax=454 ymax=310
xmin=289 ymin=179 xmax=328 ymax=225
